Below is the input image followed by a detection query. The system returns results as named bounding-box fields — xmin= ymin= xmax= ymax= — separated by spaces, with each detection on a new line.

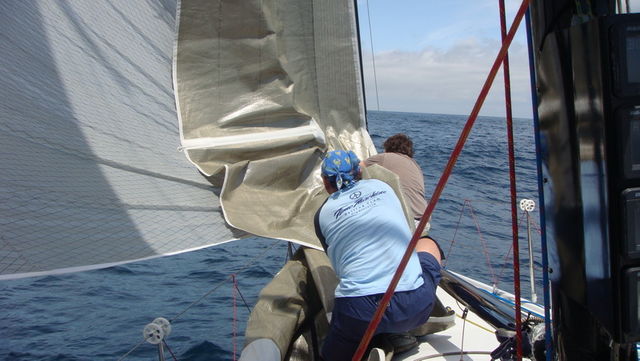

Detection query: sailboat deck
xmin=395 ymin=286 xmax=499 ymax=361
xmin=395 ymin=270 xmax=546 ymax=361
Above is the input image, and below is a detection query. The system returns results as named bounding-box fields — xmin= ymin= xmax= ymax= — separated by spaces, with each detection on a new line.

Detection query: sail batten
xmin=180 ymin=123 xmax=325 ymax=150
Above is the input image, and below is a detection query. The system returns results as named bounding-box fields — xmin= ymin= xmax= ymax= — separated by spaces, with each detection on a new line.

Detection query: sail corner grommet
xmin=143 ymin=317 xmax=172 ymax=344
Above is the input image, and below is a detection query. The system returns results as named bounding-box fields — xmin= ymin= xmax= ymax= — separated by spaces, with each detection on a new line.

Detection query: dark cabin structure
xmin=530 ymin=0 xmax=640 ymax=359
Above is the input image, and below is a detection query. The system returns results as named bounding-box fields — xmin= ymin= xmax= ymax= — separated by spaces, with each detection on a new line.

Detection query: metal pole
xmin=526 ymin=211 xmax=537 ymax=303
xmin=158 ymin=342 xmax=165 ymax=361
xmin=520 ymin=199 xmax=538 ymax=304
xmin=524 ymin=8 xmax=553 ymax=360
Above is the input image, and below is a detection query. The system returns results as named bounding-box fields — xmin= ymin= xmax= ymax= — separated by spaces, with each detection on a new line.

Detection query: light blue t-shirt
xmin=316 ymin=179 xmax=424 ymax=297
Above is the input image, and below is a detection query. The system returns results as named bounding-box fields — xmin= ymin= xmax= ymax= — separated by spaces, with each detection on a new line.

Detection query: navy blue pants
xmin=321 ymin=252 xmax=442 ymax=361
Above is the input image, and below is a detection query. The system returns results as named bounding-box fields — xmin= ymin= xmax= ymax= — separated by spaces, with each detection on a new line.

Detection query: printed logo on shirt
xmin=333 ymin=190 xmax=387 ymax=219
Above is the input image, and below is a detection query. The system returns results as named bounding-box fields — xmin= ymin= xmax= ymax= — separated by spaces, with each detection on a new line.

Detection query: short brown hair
xmin=383 ymin=133 xmax=414 ymax=158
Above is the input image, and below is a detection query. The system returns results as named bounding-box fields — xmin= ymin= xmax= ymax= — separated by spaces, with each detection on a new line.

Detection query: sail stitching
xmin=1 ymin=186 xmax=221 ymax=212
xmin=0 ymin=126 xmax=214 ymax=191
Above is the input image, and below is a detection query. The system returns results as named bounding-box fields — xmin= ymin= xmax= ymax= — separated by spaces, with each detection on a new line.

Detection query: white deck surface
xmin=395 ymin=272 xmax=544 ymax=361
xmin=394 ymin=286 xmax=499 ymax=360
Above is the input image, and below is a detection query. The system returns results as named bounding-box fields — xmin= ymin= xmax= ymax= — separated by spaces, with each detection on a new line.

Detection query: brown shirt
xmin=364 ymin=152 xmax=427 ymax=219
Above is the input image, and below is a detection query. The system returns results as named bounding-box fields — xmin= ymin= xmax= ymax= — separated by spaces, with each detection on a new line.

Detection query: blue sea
xmin=0 ymin=111 xmax=542 ymax=361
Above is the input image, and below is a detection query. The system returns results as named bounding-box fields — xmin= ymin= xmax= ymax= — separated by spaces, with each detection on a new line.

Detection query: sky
xmin=355 ymin=0 xmax=639 ymax=118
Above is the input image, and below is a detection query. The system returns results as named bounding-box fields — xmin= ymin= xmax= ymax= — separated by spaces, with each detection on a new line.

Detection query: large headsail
xmin=0 ymin=1 xmax=244 ymax=280
xmin=0 ymin=0 xmax=374 ymax=280
xmin=174 ymin=0 xmax=375 ymax=246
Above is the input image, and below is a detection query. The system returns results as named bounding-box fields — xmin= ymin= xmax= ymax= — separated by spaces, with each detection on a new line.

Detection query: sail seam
xmin=0 ymin=186 xmax=220 ymax=212
xmin=1 ymin=127 xmax=214 ymax=191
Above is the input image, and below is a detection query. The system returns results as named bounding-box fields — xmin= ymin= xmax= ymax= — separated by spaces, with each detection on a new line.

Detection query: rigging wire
xmin=467 ymin=201 xmax=498 ymax=286
xmin=351 ymin=1 xmax=532 ymax=359
xmin=232 ymin=274 xmax=238 ymax=361
xmin=444 ymin=198 xmax=541 ymax=270
xmin=496 ymin=209 xmax=529 ymax=286
xmin=117 ymin=339 xmax=148 ymax=361
xmin=364 ymin=0 xmax=381 ymax=110
xmin=234 ymin=279 xmax=253 ymax=313
xmin=443 ymin=195 xmax=545 ymax=292
xmin=445 ymin=202 xmax=543 ymax=297
xmin=444 ymin=199 xmax=500 ymax=285
xmin=169 ymin=240 xmax=281 ymax=323
xmin=497 ymin=0 xmax=523 ymax=358
xmin=163 ymin=340 xmax=180 ymax=361
xmin=116 ymin=239 xmax=283 ymax=361
xmin=443 ymin=200 xmax=468 ymax=265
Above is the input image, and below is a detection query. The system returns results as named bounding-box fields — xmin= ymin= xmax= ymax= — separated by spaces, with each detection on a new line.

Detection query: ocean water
xmin=0 ymin=111 xmax=542 ymax=361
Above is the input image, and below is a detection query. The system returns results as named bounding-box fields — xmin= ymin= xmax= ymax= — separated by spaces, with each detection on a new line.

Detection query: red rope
xmin=163 ymin=340 xmax=180 ymax=361
xmin=496 ymin=209 xmax=528 ymax=284
xmin=351 ymin=1 xmax=531 ymax=359
xmin=467 ymin=202 xmax=497 ymax=285
xmin=498 ymin=0 xmax=523 ymax=358
xmin=444 ymin=199 xmax=469 ymax=265
xmin=529 ymin=216 xmax=543 ymax=235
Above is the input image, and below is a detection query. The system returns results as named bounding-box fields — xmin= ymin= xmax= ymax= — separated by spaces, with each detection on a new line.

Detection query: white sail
xmin=0 ymin=0 xmax=374 ymax=279
xmin=0 ymin=0 xmax=243 ymax=279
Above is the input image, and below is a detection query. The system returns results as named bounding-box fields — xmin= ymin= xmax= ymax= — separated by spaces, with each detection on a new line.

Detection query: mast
xmin=529 ymin=0 xmax=640 ymax=359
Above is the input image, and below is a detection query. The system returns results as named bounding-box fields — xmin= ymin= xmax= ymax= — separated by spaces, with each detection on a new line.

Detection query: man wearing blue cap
xmin=314 ymin=150 xmax=442 ymax=361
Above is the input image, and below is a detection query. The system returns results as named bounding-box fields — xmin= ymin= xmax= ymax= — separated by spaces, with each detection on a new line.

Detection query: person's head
xmin=321 ymin=150 xmax=361 ymax=193
xmin=383 ymin=133 xmax=414 ymax=158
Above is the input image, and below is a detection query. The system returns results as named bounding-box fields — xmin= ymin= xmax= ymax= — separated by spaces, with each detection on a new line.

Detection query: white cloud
xmin=362 ymin=36 xmax=534 ymax=118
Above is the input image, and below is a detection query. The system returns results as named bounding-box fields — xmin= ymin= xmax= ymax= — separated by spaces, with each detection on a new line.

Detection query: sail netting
xmin=0 ymin=0 xmax=373 ymax=279
xmin=0 ymin=0 xmax=246 ymax=279
xmin=174 ymin=0 xmax=375 ymax=246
